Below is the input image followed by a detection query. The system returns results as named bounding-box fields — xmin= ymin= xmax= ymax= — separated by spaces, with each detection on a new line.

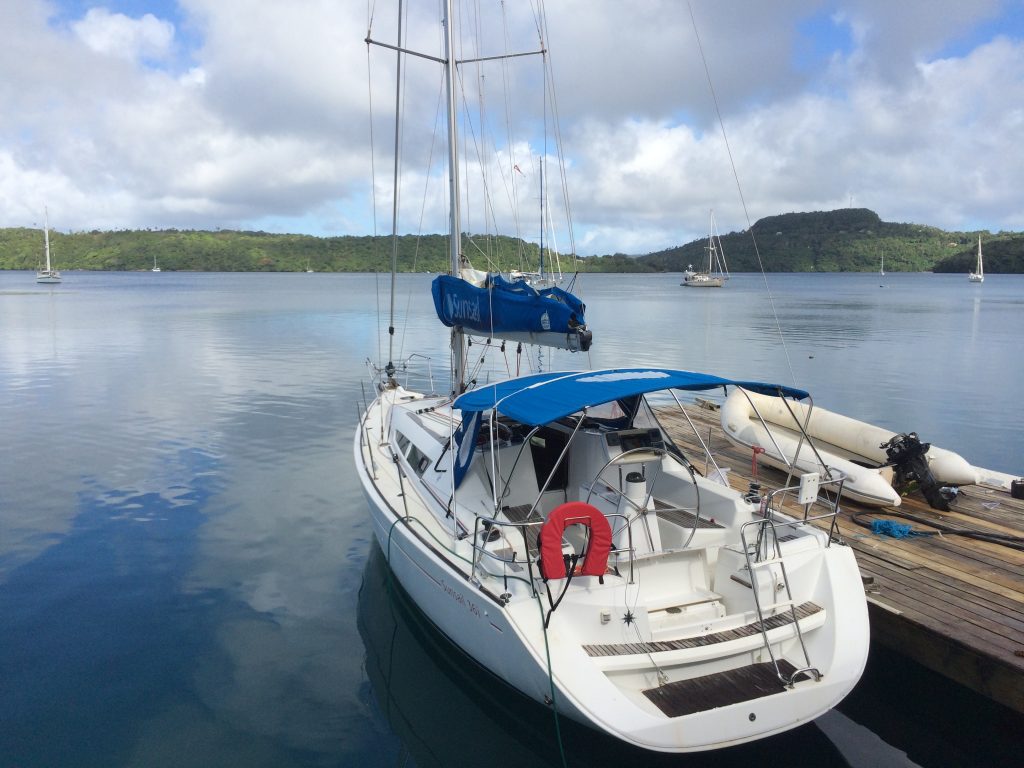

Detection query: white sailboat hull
xmin=681 ymin=275 xmax=724 ymax=288
xmin=721 ymin=389 xmax=979 ymax=507
xmin=356 ymin=385 xmax=869 ymax=752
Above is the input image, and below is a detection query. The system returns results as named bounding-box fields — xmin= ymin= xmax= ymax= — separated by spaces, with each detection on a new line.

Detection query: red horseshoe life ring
xmin=537 ymin=502 xmax=613 ymax=580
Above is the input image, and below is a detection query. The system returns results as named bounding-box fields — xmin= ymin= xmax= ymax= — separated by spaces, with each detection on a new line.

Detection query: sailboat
xmin=681 ymin=210 xmax=729 ymax=288
xmin=356 ymin=2 xmax=868 ymax=753
xmin=969 ymin=236 xmax=984 ymax=282
xmin=879 ymin=252 xmax=885 ymax=276
xmin=35 ymin=208 xmax=61 ymax=284
xmin=151 ymin=253 xmax=161 ymax=272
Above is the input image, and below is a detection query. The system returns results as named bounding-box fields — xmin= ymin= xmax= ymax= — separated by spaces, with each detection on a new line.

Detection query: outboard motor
xmin=880 ymin=432 xmax=950 ymax=511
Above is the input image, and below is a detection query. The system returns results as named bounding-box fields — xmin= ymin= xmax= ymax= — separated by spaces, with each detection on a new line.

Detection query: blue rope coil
xmin=871 ymin=519 xmax=916 ymax=538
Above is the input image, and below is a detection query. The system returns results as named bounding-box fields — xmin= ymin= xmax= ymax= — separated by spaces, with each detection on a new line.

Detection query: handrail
xmin=735 ymin=471 xmax=845 ymax=686
xmin=738 ymin=517 xmax=819 ymax=687
xmin=763 ymin=474 xmax=846 ymax=545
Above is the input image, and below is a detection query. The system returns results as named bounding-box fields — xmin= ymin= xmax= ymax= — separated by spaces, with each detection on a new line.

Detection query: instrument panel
xmin=605 ymin=427 xmax=664 ymax=453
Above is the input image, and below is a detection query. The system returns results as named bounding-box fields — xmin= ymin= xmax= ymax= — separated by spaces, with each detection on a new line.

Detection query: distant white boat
xmin=879 ymin=253 xmax=885 ymax=276
xmin=681 ymin=210 xmax=729 ymax=288
xmin=969 ymin=236 xmax=984 ymax=283
xmin=36 ymin=208 xmax=61 ymax=284
xmin=151 ymin=253 xmax=161 ymax=272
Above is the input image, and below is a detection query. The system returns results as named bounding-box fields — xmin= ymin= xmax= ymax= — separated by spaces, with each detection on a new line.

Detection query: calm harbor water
xmin=1 ymin=270 xmax=1021 ymax=767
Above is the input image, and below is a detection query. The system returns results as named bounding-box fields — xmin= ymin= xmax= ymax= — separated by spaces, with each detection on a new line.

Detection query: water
xmin=1 ymin=270 xmax=1020 ymax=767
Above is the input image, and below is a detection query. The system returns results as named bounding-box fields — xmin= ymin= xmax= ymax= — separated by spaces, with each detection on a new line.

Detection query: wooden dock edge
xmin=867 ymin=597 xmax=1024 ymax=714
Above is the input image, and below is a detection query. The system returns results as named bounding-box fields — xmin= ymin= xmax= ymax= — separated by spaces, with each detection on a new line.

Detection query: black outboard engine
xmin=880 ymin=432 xmax=950 ymax=511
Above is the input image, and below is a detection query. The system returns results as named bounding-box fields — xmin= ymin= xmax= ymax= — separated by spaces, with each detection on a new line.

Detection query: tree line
xmin=1 ymin=209 xmax=1021 ymax=273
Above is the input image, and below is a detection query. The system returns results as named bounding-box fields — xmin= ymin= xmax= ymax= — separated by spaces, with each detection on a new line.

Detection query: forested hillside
xmin=0 ymin=228 xmax=563 ymax=274
xmin=2 ymin=208 xmax=1022 ymax=273
xmin=620 ymin=209 xmax=1024 ymax=273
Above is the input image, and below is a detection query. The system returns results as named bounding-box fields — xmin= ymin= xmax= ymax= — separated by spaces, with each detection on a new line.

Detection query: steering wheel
xmin=584 ymin=446 xmax=702 ymax=546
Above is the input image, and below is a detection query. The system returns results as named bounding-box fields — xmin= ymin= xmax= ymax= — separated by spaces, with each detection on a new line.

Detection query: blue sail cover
xmin=431 ymin=274 xmax=590 ymax=350
xmin=455 ymin=368 xmax=809 ymax=427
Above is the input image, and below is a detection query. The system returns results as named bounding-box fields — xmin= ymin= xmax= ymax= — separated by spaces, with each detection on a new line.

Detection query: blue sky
xmin=2 ymin=0 xmax=1023 ymax=255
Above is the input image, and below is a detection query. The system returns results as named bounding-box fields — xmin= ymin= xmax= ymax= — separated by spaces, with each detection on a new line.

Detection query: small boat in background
xmin=681 ymin=210 xmax=729 ymax=288
xmin=969 ymin=235 xmax=984 ymax=283
xmin=36 ymin=208 xmax=61 ymax=284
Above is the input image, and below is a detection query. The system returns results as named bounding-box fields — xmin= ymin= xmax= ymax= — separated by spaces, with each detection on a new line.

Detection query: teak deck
xmin=654 ymin=404 xmax=1024 ymax=715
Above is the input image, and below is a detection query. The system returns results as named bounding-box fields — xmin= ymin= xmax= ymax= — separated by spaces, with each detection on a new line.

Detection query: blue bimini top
xmin=454 ymin=368 xmax=808 ymax=426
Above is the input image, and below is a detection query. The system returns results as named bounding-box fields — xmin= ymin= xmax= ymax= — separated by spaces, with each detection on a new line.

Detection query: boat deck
xmin=655 ymin=403 xmax=1024 ymax=715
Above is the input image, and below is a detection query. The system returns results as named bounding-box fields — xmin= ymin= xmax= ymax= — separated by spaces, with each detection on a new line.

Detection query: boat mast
xmin=443 ymin=0 xmax=466 ymax=392
xmin=707 ymin=209 xmax=715 ymax=274
xmin=43 ymin=207 xmax=51 ymax=274
xmin=384 ymin=1 xmax=405 ymax=383
xmin=538 ymin=161 xmax=544 ymax=278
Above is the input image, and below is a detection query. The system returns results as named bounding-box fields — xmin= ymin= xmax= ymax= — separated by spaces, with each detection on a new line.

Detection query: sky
xmin=2 ymin=0 xmax=1023 ymax=256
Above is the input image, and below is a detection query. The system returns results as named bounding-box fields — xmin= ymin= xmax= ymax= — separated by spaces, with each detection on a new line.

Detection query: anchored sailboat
xmin=681 ymin=210 xmax=729 ymax=288
xmin=969 ymin=235 xmax=984 ymax=283
xmin=36 ymin=208 xmax=61 ymax=284
xmin=356 ymin=1 xmax=868 ymax=753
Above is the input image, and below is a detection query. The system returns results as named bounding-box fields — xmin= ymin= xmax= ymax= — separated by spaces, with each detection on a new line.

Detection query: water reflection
xmin=0 ymin=271 xmax=1020 ymax=767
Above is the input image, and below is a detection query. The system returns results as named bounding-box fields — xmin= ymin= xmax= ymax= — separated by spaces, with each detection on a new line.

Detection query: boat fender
xmin=537 ymin=502 xmax=612 ymax=581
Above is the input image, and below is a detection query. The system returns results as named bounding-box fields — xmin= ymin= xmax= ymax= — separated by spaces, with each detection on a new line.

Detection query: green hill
xmin=624 ymin=209 xmax=1024 ymax=273
xmin=2 ymin=209 xmax=1022 ymax=273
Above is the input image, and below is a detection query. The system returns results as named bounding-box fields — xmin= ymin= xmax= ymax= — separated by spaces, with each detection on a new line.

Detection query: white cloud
xmin=72 ymin=8 xmax=174 ymax=62
xmin=1 ymin=0 xmax=1022 ymax=253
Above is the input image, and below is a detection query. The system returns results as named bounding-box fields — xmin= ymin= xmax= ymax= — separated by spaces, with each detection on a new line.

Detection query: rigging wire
xmin=384 ymin=0 xmax=409 ymax=378
xmin=366 ymin=19 xmax=385 ymax=370
xmin=499 ymin=1 xmax=527 ymax=268
xmin=687 ymin=1 xmax=797 ymax=385
xmin=535 ymin=0 xmax=579 ymax=273
xmin=397 ymin=73 xmax=447 ymax=367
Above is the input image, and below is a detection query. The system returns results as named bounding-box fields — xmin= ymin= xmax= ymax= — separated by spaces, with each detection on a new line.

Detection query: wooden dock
xmin=655 ymin=403 xmax=1024 ymax=715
